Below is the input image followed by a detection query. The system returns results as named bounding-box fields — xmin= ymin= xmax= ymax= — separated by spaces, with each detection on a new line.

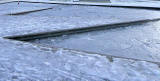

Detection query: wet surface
xmin=30 ymin=21 xmax=160 ymax=62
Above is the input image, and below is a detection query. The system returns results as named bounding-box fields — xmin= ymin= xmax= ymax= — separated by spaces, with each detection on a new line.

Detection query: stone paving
xmin=0 ymin=1 xmax=160 ymax=81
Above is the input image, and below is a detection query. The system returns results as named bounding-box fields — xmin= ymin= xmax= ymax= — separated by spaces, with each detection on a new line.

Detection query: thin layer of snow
xmin=31 ymin=21 xmax=160 ymax=63
xmin=1 ymin=3 xmax=160 ymax=37
xmin=0 ymin=2 xmax=160 ymax=81
xmin=0 ymin=38 xmax=160 ymax=81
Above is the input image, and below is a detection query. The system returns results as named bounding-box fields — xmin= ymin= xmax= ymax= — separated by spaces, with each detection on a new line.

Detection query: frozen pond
xmin=30 ymin=21 xmax=160 ymax=62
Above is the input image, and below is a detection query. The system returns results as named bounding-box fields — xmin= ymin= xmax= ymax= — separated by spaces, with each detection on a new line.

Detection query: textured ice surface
xmin=30 ymin=21 xmax=160 ymax=62
xmin=110 ymin=0 xmax=158 ymax=2
xmin=1 ymin=4 xmax=160 ymax=37
xmin=0 ymin=2 xmax=55 ymax=15
xmin=0 ymin=2 xmax=160 ymax=80
xmin=0 ymin=38 xmax=160 ymax=81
